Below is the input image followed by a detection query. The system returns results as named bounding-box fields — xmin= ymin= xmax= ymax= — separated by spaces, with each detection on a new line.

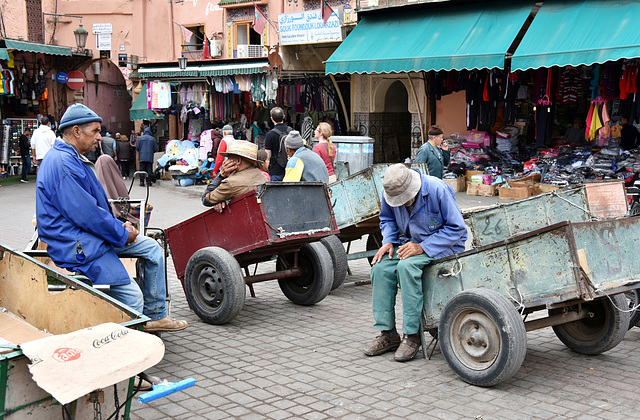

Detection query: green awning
xmin=3 ymin=39 xmax=72 ymax=56
xmin=130 ymin=85 xmax=160 ymax=121
xmin=325 ymin=2 xmax=533 ymax=74
xmin=0 ymin=48 xmax=9 ymax=61
xmin=138 ymin=60 xmax=268 ymax=79
xmin=511 ymin=1 xmax=640 ymax=71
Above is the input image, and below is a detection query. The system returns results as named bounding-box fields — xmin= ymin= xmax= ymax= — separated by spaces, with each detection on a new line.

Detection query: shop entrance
xmin=371 ymin=80 xmax=411 ymax=163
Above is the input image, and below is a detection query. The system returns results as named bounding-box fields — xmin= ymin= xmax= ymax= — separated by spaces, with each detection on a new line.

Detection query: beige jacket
xmin=205 ymin=166 xmax=267 ymax=205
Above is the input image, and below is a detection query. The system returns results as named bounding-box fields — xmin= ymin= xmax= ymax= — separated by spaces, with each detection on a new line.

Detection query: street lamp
xmin=74 ymin=23 xmax=88 ymax=53
xmin=178 ymin=56 xmax=188 ymax=70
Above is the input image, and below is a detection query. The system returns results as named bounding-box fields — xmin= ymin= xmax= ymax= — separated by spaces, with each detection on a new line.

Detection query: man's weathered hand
xmin=440 ymin=141 xmax=450 ymax=151
xmin=397 ymin=242 xmax=423 ymax=259
xmin=213 ymin=202 xmax=226 ymax=213
xmin=371 ymin=242 xmax=394 ymax=265
xmin=123 ymin=221 xmax=138 ymax=245
xmin=219 ymin=159 xmax=239 ymax=178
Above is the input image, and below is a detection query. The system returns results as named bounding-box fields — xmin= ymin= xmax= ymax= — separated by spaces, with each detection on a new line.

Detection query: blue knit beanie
xmin=59 ymin=104 xmax=103 ymax=131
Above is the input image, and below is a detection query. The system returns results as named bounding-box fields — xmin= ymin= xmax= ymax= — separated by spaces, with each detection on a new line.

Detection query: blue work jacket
xmin=36 ymin=139 xmax=131 ymax=285
xmin=379 ymin=173 xmax=467 ymax=259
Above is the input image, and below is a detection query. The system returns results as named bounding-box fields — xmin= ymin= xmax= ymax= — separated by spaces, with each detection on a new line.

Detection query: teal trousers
xmin=370 ymin=249 xmax=434 ymax=335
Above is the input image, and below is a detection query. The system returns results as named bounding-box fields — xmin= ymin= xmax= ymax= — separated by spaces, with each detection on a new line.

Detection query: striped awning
xmin=3 ymin=39 xmax=72 ymax=56
xmin=138 ymin=60 xmax=268 ymax=79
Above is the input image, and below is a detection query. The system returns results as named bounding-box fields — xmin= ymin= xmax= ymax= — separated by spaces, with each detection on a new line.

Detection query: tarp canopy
xmin=3 ymin=39 xmax=72 ymax=56
xmin=511 ymin=0 xmax=640 ymax=71
xmin=129 ymin=84 xmax=159 ymax=121
xmin=138 ymin=60 xmax=268 ymax=79
xmin=325 ymin=2 xmax=533 ymax=74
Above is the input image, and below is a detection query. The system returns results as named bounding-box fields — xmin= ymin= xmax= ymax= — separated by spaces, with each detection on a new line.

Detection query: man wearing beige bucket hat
xmin=364 ymin=163 xmax=467 ymax=362
xmin=202 ymin=140 xmax=267 ymax=213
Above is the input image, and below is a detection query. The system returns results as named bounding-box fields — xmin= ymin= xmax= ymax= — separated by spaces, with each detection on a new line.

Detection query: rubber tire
xmin=625 ymin=288 xmax=640 ymax=329
xmin=439 ymin=288 xmax=527 ymax=387
xmin=551 ymin=294 xmax=630 ymax=354
xmin=184 ymin=246 xmax=246 ymax=325
xmin=630 ymin=201 xmax=640 ymax=217
xmin=366 ymin=232 xmax=383 ymax=265
xmin=320 ymin=235 xmax=348 ymax=291
xmin=276 ymin=242 xmax=333 ymax=305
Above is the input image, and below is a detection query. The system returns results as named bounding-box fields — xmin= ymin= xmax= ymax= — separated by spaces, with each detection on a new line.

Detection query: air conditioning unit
xmin=211 ymin=39 xmax=222 ymax=58
xmin=237 ymin=44 xmax=267 ymax=58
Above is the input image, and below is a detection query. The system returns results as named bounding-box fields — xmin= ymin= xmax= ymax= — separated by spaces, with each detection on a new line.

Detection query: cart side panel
xmin=166 ymin=193 xmax=270 ymax=281
xmin=331 ymin=168 xmax=381 ymax=231
xmin=571 ymin=217 xmax=640 ymax=289
xmin=422 ymin=224 xmax=581 ymax=328
xmin=261 ymin=182 xmax=336 ymax=234
xmin=466 ymin=186 xmax=590 ymax=246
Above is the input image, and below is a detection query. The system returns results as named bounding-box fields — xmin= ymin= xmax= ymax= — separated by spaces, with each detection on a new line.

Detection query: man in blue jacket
xmin=136 ymin=126 xmax=158 ymax=187
xmin=36 ymin=104 xmax=187 ymax=333
xmin=364 ymin=164 xmax=467 ymax=362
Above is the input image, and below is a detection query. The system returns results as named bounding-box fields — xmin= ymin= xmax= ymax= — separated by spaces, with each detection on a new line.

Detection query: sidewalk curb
xmin=155 ymin=179 xmax=206 ymax=198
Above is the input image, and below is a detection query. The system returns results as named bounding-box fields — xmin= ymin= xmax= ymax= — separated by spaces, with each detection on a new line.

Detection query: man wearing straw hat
xmin=202 ymin=140 xmax=267 ymax=213
xmin=364 ymin=164 xmax=467 ymax=362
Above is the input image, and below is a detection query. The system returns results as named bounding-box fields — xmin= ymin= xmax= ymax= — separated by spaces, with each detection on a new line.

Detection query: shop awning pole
xmin=406 ymin=73 xmax=424 ymax=145
xmin=329 ymin=73 xmax=351 ymax=132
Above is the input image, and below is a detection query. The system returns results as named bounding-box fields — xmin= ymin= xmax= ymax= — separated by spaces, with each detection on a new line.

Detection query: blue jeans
xmin=270 ymin=174 xmax=284 ymax=181
xmin=21 ymin=156 xmax=31 ymax=181
xmin=106 ymin=235 xmax=167 ymax=321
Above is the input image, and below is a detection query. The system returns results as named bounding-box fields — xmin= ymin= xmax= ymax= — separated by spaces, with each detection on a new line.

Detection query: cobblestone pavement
xmin=2 ymin=180 xmax=639 ymax=419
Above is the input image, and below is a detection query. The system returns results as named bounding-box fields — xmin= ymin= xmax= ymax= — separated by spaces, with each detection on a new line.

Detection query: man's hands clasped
xmin=370 ymin=241 xmax=424 ymax=265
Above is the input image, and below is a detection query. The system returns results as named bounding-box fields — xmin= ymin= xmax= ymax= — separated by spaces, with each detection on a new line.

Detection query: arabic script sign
xmin=278 ymin=8 xmax=343 ymax=46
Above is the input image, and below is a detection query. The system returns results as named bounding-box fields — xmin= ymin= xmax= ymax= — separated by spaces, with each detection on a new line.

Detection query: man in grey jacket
xmin=101 ymin=127 xmax=116 ymax=158
xmin=282 ymin=131 xmax=329 ymax=183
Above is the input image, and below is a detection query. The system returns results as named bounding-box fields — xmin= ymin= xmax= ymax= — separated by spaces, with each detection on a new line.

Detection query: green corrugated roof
xmin=326 ymin=2 xmax=533 ymax=74
xmin=4 ymin=39 xmax=72 ymax=56
xmin=512 ymin=0 xmax=640 ymax=71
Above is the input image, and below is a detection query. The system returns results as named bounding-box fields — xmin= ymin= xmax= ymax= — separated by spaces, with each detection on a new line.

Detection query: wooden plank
xmin=0 ymin=252 xmax=130 ymax=335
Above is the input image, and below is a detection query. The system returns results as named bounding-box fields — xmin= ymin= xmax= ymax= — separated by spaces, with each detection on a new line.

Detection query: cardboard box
xmin=498 ymin=185 xmax=538 ymax=200
xmin=465 ymin=170 xmax=484 ymax=184
xmin=467 ymin=183 xmax=498 ymax=197
xmin=536 ymin=182 xmax=560 ymax=193
xmin=444 ymin=177 xmax=466 ymax=192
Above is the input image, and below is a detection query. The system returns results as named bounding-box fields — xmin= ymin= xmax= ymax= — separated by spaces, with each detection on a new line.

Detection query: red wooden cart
xmin=165 ymin=182 xmax=341 ymax=324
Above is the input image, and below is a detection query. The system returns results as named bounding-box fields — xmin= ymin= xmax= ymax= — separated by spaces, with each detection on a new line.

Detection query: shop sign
xmin=97 ymin=34 xmax=111 ymax=51
xmin=92 ymin=23 xmax=113 ymax=34
xmin=56 ymin=72 xmax=69 ymax=84
xmin=278 ymin=8 xmax=343 ymax=46
xmin=118 ymin=53 xmax=127 ymax=67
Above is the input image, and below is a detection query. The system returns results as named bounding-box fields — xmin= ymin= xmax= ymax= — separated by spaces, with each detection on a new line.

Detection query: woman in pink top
xmin=312 ymin=122 xmax=337 ymax=183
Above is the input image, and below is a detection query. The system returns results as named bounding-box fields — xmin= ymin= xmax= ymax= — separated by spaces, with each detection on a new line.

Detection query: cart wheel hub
xmin=198 ymin=267 xmax=224 ymax=306
xmin=451 ymin=311 xmax=500 ymax=370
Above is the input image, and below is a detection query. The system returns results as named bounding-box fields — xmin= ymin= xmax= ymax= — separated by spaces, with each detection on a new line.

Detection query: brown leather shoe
xmin=394 ymin=334 xmax=421 ymax=362
xmin=143 ymin=316 xmax=188 ymax=333
xmin=363 ymin=331 xmax=401 ymax=356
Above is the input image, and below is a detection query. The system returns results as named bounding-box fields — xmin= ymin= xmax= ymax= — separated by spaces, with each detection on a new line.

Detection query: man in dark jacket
xmin=264 ymin=107 xmax=291 ymax=181
xmin=136 ymin=127 xmax=158 ymax=186
xmin=19 ymin=128 xmax=31 ymax=183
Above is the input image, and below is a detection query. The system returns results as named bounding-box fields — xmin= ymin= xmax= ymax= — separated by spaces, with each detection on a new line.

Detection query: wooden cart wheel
xmin=184 ymin=246 xmax=245 ymax=325
xmin=551 ymin=294 xmax=630 ymax=354
xmin=276 ymin=242 xmax=333 ymax=305
xmin=439 ymin=288 xmax=527 ymax=387
xmin=320 ymin=235 xmax=348 ymax=291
